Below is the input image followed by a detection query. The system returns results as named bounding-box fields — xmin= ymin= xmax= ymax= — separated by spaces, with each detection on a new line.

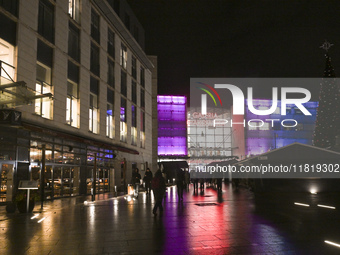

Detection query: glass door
xmin=44 ymin=165 xmax=53 ymax=199
xmin=0 ymin=164 xmax=14 ymax=202
xmin=63 ymin=167 xmax=72 ymax=196
xmin=54 ymin=166 xmax=62 ymax=198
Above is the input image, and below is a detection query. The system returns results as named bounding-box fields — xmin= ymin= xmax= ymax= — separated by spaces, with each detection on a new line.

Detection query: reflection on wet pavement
xmin=1 ymin=183 xmax=340 ymax=254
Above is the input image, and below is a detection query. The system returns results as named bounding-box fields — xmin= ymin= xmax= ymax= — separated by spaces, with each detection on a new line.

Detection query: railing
xmin=0 ymin=60 xmax=15 ymax=85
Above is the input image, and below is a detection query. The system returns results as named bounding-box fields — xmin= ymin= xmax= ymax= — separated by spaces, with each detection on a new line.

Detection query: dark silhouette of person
xmin=152 ymin=169 xmax=166 ymax=216
xmin=216 ymin=178 xmax=222 ymax=193
xmin=143 ymin=168 xmax=153 ymax=194
xmin=132 ymin=168 xmax=141 ymax=197
xmin=176 ymin=167 xmax=185 ymax=201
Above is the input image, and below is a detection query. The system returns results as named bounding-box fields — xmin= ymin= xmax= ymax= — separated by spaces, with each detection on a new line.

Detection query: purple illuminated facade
xmin=157 ymin=95 xmax=188 ymax=156
xmin=245 ymin=99 xmax=318 ymax=156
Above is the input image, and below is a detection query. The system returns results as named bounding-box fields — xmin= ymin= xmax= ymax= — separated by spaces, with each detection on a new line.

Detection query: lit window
xmin=0 ymin=39 xmax=15 ymax=81
xmin=106 ymin=104 xmax=114 ymax=138
xmin=68 ymin=0 xmax=80 ymax=23
xmin=140 ymin=111 xmax=145 ymax=148
xmin=259 ymin=122 xmax=270 ymax=130
xmin=35 ymin=63 xmax=52 ymax=119
xmin=131 ymin=105 xmax=137 ymax=145
xmin=106 ymin=89 xmax=114 ymax=138
xmin=89 ymin=77 xmax=99 ymax=134
xmin=66 ymin=80 xmax=79 ymax=128
xmin=248 ymin=125 xmax=257 ymax=130
xmin=120 ymin=44 xmax=127 ymax=69
xmin=120 ymin=97 xmax=127 ymax=142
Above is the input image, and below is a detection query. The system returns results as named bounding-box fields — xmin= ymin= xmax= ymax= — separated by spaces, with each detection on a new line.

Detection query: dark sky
xmin=127 ymin=0 xmax=340 ymax=97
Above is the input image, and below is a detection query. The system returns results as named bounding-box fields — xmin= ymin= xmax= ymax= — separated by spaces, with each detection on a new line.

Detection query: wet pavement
xmin=1 ymin=183 xmax=340 ymax=254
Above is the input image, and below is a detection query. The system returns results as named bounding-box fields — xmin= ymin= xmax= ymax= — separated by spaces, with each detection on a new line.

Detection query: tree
xmin=313 ymin=41 xmax=339 ymax=148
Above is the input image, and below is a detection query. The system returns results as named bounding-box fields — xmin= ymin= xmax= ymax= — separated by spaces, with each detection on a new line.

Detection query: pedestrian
xmin=152 ymin=169 xmax=166 ymax=216
xmin=216 ymin=178 xmax=222 ymax=193
xmin=143 ymin=167 xmax=153 ymax=194
xmin=176 ymin=167 xmax=185 ymax=201
xmin=132 ymin=168 xmax=141 ymax=197
xmin=184 ymin=170 xmax=190 ymax=191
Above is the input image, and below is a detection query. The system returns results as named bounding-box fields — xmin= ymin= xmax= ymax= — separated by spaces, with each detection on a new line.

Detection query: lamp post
xmin=40 ymin=144 xmax=45 ymax=209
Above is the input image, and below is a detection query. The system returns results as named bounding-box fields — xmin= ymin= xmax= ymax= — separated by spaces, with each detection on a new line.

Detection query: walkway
xmin=1 ymin=183 xmax=340 ymax=254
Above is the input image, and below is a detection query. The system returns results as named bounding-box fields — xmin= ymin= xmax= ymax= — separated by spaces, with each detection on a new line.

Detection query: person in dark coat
xmin=143 ymin=168 xmax=153 ymax=194
xmin=152 ymin=169 xmax=166 ymax=216
xmin=132 ymin=168 xmax=141 ymax=197
xmin=176 ymin=167 xmax=185 ymax=201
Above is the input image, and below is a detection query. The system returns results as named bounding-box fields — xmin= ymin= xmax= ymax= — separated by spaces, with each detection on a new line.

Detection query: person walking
xmin=152 ymin=169 xmax=166 ymax=216
xmin=184 ymin=170 xmax=190 ymax=191
xmin=176 ymin=167 xmax=185 ymax=201
xmin=143 ymin=167 xmax=153 ymax=194
xmin=132 ymin=168 xmax=141 ymax=198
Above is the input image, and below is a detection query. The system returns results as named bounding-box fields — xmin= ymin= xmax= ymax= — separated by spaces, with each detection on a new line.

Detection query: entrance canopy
xmin=0 ymin=80 xmax=52 ymax=109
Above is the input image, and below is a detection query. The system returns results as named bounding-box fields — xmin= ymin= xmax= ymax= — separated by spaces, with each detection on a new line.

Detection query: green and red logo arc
xmin=196 ymin=82 xmax=223 ymax=106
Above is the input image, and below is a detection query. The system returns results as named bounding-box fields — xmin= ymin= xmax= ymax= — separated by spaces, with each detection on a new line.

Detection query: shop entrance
xmin=0 ymin=163 xmax=14 ymax=202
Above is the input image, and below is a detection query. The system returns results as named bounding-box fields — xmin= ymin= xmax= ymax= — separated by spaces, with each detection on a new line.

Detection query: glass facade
xmin=157 ymin=95 xmax=187 ymax=156
xmin=0 ymin=126 xmax=116 ymax=202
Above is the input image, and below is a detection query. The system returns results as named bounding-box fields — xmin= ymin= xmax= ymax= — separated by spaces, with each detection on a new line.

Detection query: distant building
xmin=0 ymin=0 xmax=155 ymax=202
xmin=187 ymin=107 xmax=233 ymax=172
xmin=157 ymin=95 xmax=187 ymax=157
xmin=243 ymin=99 xmax=318 ymax=157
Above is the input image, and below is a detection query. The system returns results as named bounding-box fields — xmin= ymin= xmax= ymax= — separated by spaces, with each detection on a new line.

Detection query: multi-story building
xmin=187 ymin=107 xmax=233 ymax=172
xmin=241 ymin=99 xmax=318 ymax=157
xmin=0 ymin=0 xmax=155 ymax=202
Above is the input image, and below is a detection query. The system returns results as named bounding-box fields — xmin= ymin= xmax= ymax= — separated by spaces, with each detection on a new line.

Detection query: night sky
xmin=127 ymin=0 xmax=340 ymax=98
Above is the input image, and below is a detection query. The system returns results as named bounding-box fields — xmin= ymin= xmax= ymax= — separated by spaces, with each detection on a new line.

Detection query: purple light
xmin=157 ymin=95 xmax=188 ymax=156
xmin=120 ymin=107 xmax=125 ymax=122
xmin=158 ymin=95 xmax=186 ymax=104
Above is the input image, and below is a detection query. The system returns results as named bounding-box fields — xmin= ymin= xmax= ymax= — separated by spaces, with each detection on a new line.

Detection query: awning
xmin=22 ymin=122 xmax=139 ymax=155
xmin=0 ymin=80 xmax=52 ymax=109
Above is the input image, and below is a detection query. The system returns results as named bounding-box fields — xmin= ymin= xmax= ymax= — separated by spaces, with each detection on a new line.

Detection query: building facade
xmin=187 ymin=107 xmax=232 ymax=172
xmin=0 ymin=0 xmax=155 ymax=202
xmin=157 ymin=95 xmax=187 ymax=157
xmin=243 ymin=99 xmax=318 ymax=157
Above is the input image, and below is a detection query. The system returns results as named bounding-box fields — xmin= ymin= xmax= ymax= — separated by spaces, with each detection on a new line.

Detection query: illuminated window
xmin=259 ymin=122 xmax=270 ymax=130
xmin=66 ymin=80 xmax=79 ymax=128
xmin=89 ymin=77 xmax=99 ymax=134
xmin=120 ymin=44 xmax=127 ymax=69
xmin=274 ymin=107 xmax=280 ymax=114
xmin=68 ymin=0 xmax=80 ymax=23
xmin=106 ymin=88 xmax=115 ymax=138
xmin=140 ymin=111 xmax=145 ymax=148
xmin=120 ymin=97 xmax=127 ymax=142
xmin=35 ymin=62 xmax=52 ymax=119
xmin=131 ymin=105 xmax=137 ymax=145
xmin=0 ymin=38 xmax=15 ymax=81
xmin=248 ymin=125 xmax=257 ymax=130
